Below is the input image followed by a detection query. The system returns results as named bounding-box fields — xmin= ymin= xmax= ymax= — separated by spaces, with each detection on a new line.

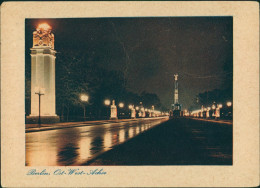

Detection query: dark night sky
xmin=25 ymin=17 xmax=233 ymax=109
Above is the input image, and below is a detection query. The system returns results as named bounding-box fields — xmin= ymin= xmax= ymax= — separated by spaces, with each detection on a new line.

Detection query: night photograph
xmin=25 ymin=17 xmax=233 ymax=166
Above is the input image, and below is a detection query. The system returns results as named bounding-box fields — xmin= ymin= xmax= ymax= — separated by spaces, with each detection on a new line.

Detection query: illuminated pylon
xmin=27 ymin=23 xmax=59 ymax=123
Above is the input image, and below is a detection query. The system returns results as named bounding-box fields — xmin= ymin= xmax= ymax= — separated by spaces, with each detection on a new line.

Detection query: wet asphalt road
xmin=26 ymin=117 xmax=168 ymax=166
xmin=88 ymin=118 xmax=233 ymax=165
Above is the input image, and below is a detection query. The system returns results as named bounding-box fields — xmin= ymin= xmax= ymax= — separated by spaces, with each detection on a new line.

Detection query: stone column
xmin=151 ymin=105 xmax=155 ymax=117
xmin=131 ymin=107 xmax=136 ymax=119
xmin=206 ymin=109 xmax=210 ymax=118
xmin=215 ymin=108 xmax=220 ymax=119
xmin=110 ymin=100 xmax=118 ymax=120
xmin=140 ymin=107 xmax=145 ymax=118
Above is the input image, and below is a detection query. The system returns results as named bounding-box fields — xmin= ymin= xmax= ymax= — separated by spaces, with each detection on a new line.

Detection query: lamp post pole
xmin=80 ymin=94 xmax=89 ymax=121
xmin=118 ymin=102 xmax=124 ymax=119
xmin=35 ymin=91 xmax=44 ymax=128
xmin=104 ymin=99 xmax=111 ymax=120
xmin=83 ymin=105 xmax=86 ymax=119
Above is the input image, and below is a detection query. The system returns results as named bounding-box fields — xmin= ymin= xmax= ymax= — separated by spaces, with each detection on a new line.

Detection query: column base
xmin=110 ymin=117 xmax=118 ymax=120
xmin=26 ymin=115 xmax=60 ymax=124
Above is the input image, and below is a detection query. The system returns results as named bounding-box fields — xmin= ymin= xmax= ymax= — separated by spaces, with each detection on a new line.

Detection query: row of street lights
xmin=190 ymin=101 xmax=232 ymax=119
xmin=80 ymin=95 xmax=159 ymax=119
xmin=104 ymin=99 xmax=124 ymax=108
xmin=35 ymin=90 xmax=161 ymax=126
xmin=104 ymin=99 xmax=125 ymax=119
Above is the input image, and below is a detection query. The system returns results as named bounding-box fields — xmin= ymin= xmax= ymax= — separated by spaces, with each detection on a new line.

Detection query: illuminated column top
xmin=174 ymin=74 xmax=178 ymax=81
xmin=33 ymin=23 xmax=54 ymax=49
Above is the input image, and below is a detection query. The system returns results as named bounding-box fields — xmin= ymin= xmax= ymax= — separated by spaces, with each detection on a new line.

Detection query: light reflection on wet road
xmin=26 ymin=117 xmax=168 ymax=166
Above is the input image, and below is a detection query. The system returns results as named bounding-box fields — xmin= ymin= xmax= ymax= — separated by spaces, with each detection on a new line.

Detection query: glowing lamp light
xmin=227 ymin=102 xmax=232 ymax=107
xmin=145 ymin=108 xmax=148 ymax=112
xmin=129 ymin=105 xmax=133 ymax=109
xmin=218 ymin=104 xmax=223 ymax=108
xmin=104 ymin=99 xmax=111 ymax=106
xmin=80 ymin=94 xmax=89 ymax=102
xmin=135 ymin=106 xmax=139 ymax=110
xmin=207 ymin=107 xmax=211 ymax=110
xmin=37 ymin=23 xmax=51 ymax=31
xmin=212 ymin=105 xmax=216 ymax=110
xmin=118 ymin=103 xmax=124 ymax=108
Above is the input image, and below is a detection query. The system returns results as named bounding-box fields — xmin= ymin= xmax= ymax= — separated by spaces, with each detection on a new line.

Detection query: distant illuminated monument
xmin=174 ymin=74 xmax=179 ymax=104
xmin=172 ymin=73 xmax=181 ymax=111
xmin=27 ymin=23 xmax=59 ymax=123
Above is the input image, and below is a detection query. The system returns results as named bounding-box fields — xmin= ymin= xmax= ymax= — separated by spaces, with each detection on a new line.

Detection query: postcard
xmin=1 ymin=1 xmax=259 ymax=187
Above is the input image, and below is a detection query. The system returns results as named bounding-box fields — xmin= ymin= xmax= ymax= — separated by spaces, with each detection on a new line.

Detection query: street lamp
xmin=135 ymin=106 xmax=140 ymax=118
xmin=80 ymin=94 xmax=89 ymax=102
xmin=227 ymin=102 xmax=232 ymax=107
xmin=104 ymin=99 xmax=111 ymax=119
xmin=119 ymin=102 xmax=124 ymax=108
xmin=226 ymin=101 xmax=232 ymax=120
xmin=35 ymin=87 xmax=45 ymax=128
xmin=118 ymin=102 xmax=124 ymax=118
xmin=211 ymin=104 xmax=216 ymax=118
xmin=104 ymin=99 xmax=111 ymax=106
xmin=80 ymin=94 xmax=89 ymax=120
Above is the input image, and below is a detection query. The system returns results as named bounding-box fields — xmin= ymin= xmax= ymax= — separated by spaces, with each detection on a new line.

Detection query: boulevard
xmin=26 ymin=117 xmax=232 ymax=166
xmin=26 ymin=117 xmax=168 ymax=166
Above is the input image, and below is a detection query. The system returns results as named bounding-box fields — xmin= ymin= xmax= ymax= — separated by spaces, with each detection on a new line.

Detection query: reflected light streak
xmin=112 ymin=132 xmax=119 ymax=145
xmin=26 ymin=131 xmax=58 ymax=166
xmin=128 ymin=127 xmax=134 ymax=138
xmin=119 ymin=129 xmax=125 ymax=143
xmin=26 ymin=143 xmax=57 ymax=166
xmin=136 ymin=126 xmax=140 ymax=134
xmin=103 ymin=132 xmax=112 ymax=149
xmin=77 ymin=137 xmax=91 ymax=163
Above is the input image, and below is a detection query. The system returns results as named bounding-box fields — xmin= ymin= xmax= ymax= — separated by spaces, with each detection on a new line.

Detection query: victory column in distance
xmin=169 ymin=73 xmax=182 ymax=118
